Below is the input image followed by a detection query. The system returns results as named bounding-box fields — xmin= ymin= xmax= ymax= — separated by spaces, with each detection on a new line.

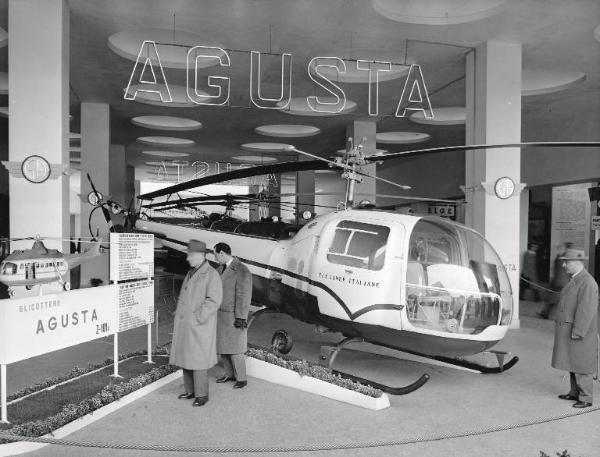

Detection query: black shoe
xmin=192 ymin=396 xmax=209 ymax=407
xmin=178 ymin=392 xmax=194 ymax=399
xmin=216 ymin=375 xmax=235 ymax=383
xmin=572 ymin=401 xmax=592 ymax=408
xmin=558 ymin=394 xmax=579 ymax=401
xmin=233 ymin=381 xmax=247 ymax=389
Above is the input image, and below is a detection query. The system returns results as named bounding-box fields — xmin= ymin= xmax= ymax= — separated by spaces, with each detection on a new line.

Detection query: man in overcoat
xmin=551 ymin=248 xmax=599 ymax=408
xmin=169 ymin=240 xmax=223 ymax=407
xmin=214 ymin=242 xmax=252 ymax=389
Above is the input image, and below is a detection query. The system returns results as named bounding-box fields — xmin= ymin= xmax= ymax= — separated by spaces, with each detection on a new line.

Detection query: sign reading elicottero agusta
xmin=0 ymin=285 xmax=117 ymax=365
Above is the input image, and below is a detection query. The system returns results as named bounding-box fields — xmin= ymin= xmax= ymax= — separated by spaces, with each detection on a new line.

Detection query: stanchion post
xmin=111 ymin=333 xmax=122 ymax=378
xmin=1 ymin=364 xmax=8 ymax=423
xmin=145 ymin=323 xmax=154 ymax=364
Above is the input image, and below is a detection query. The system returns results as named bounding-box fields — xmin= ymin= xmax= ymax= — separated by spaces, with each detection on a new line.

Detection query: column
xmin=80 ymin=102 xmax=110 ymax=287
xmin=346 ymin=120 xmax=376 ymax=206
xmin=465 ymin=41 xmax=523 ymax=328
xmin=8 ymin=0 xmax=69 ymax=295
xmin=296 ymin=159 xmax=315 ymax=222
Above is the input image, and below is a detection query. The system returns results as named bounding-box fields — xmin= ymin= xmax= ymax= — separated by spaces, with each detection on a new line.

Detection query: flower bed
xmin=246 ymin=347 xmax=390 ymax=410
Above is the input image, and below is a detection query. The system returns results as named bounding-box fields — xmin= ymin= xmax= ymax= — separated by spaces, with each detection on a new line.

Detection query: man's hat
xmin=559 ymin=248 xmax=588 ymax=261
xmin=187 ymin=239 xmax=207 ymax=253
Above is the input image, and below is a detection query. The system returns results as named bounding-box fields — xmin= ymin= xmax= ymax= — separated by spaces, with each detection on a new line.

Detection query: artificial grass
xmin=1 ymin=355 xmax=170 ymax=431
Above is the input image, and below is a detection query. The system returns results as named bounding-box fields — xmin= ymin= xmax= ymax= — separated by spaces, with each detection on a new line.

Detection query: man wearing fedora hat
xmin=551 ymin=248 xmax=598 ymax=408
xmin=169 ymin=239 xmax=223 ymax=407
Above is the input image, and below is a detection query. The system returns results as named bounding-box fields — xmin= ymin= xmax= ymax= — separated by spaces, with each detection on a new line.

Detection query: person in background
xmin=539 ymin=242 xmax=573 ymax=319
xmin=214 ymin=242 xmax=252 ymax=389
xmin=520 ymin=243 xmax=541 ymax=301
xmin=170 ymin=240 xmax=223 ymax=407
xmin=551 ymin=248 xmax=598 ymax=409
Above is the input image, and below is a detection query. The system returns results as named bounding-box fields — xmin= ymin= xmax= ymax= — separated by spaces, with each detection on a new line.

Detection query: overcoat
xmin=551 ymin=269 xmax=599 ymax=374
xmin=169 ymin=261 xmax=223 ymax=370
xmin=217 ymin=257 xmax=252 ymax=354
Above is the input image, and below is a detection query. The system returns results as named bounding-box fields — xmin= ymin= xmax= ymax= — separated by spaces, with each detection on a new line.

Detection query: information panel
xmin=109 ymin=233 xmax=154 ymax=282
xmin=0 ymin=285 xmax=118 ymax=365
xmin=118 ymin=280 xmax=155 ymax=332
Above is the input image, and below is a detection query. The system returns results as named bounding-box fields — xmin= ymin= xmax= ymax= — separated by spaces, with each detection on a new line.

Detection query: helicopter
xmin=0 ymin=237 xmax=103 ymax=297
xmin=134 ymin=140 xmax=600 ymax=392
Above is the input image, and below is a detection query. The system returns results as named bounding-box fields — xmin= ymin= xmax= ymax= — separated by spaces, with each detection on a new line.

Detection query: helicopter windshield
xmin=1 ymin=262 xmax=17 ymax=275
xmin=405 ymin=218 xmax=512 ymax=335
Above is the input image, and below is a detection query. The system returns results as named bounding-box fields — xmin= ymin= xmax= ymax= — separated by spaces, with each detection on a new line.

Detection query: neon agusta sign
xmin=124 ymin=41 xmax=434 ymax=118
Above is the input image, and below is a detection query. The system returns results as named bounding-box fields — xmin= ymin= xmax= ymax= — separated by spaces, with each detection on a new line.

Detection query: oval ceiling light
xmin=309 ymin=61 xmax=409 ymax=84
xmin=145 ymin=160 xmax=189 ymax=167
xmin=69 ymin=132 xmax=81 ymax=141
xmin=594 ymin=25 xmax=600 ymax=42
xmin=124 ymin=84 xmax=208 ymax=108
xmin=0 ymin=28 xmax=7 ymax=48
xmin=277 ymin=97 xmax=357 ymax=116
xmin=255 ymin=124 xmax=321 ymax=138
xmin=108 ymin=29 xmax=225 ymax=70
xmin=372 ymin=0 xmax=511 ymax=25
xmin=231 ymin=155 xmax=277 ymax=163
xmin=142 ymin=150 xmax=190 ymax=158
xmin=0 ymin=107 xmax=7 ymax=118
xmin=0 ymin=72 xmax=7 ymax=95
xmin=132 ymin=115 xmax=202 ymax=131
xmin=241 ymin=142 xmax=293 ymax=153
xmin=410 ymin=107 xmax=465 ymax=125
xmin=522 ymin=67 xmax=586 ymax=96
xmin=336 ymin=148 xmax=388 ymax=155
xmin=376 ymin=132 xmax=431 ymax=144
xmin=137 ymin=136 xmax=195 ymax=147
xmin=69 ymin=145 xmax=81 ymax=153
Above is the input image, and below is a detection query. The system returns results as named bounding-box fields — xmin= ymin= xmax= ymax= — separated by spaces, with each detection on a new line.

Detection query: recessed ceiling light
xmin=0 ymin=107 xmax=7 ymax=118
xmin=70 ymin=146 xmax=81 ymax=153
xmin=522 ymin=68 xmax=586 ymax=96
xmin=255 ymin=124 xmax=321 ymax=138
xmin=241 ymin=143 xmax=293 ymax=153
xmin=309 ymin=61 xmax=409 ymax=84
xmin=336 ymin=148 xmax=388 ymax=155
xmin=132 ymin=116 xmax=202 ymax=131
xmin=376 ymin=132 xmax=431 ymax=144
xmin=0 ymin=28 xmax=7 ymax=48
xmin=410 ymin=107 xmax=465 ymax=125
xmin=277 ymin=97 xmax=357 ymax=116
xmin=142 ymin=150 xmax=190 ymax=158
xmin=145 ymin=161 xmax=188 ymax=167
xmin=0 ymin=72 xmax=7 ymax=95
xmin=231 ymin=155 xmax=278 ymax=163
xmin=108 ymin=29 xmax=225 ymax=70
xmin=124 ymin=84 xmax=208 ymax=107
xmin=70 ymin=132 xmax=81 ymax=141
xmin=137 ymin=136 xmax=195 ymax=147
xmin=372 ymin=0 xmax=511 ymax=25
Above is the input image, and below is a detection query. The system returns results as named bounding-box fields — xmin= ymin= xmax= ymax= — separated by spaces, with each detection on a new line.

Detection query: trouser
xmin=568 ymin=372 xmax=593 ymax=403
xmin=221 ymin=354 xmax=247 ymax=382
xmin=182 ymin=368 xmax=208 ymax=398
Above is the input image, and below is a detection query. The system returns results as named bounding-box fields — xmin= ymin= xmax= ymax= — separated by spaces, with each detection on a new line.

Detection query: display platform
xmin=9 ymin=310 xmax=600 ymax=457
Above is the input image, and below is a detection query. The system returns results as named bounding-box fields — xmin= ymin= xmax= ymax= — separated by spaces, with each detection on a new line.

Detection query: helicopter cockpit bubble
xmin=405 ymin=218 xmax=513 ymax=335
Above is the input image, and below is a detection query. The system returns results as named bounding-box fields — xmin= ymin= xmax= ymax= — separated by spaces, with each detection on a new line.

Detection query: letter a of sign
xmin=124 ymin=41 xmax=172 ymax=102
xmin=250 ymin=51 xmax=292 ymax=109
xmin=395 ymin=64 xmax=433 ymax=119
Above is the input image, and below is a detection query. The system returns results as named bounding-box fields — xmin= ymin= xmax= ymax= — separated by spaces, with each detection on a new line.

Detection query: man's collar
xmin=225 ymin=258 xmax=234 ymax=268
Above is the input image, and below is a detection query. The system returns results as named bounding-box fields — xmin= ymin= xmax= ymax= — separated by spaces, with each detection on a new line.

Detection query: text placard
xmin=0 ymin=285 xmax=118 ymax=365
xmin=110 ymin=233 xmax=154 ymax=282
xmin=118 ymin=280 xmax=155 ymax=332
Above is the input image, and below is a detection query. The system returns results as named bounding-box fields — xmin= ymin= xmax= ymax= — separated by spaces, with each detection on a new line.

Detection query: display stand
xmin=1 ymin=364 xmax=7 ymax=424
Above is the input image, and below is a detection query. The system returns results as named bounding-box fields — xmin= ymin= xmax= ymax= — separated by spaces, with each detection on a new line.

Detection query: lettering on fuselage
xmin=317 ymin=272 xmax=380 ymax=288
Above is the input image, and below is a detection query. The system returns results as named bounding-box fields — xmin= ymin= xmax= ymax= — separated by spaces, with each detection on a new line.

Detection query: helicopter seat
xmin=406 ymin=261 xmax=427 ymax=319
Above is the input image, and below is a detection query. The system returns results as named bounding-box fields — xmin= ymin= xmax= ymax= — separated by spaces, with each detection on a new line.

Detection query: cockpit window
xmin=327 ymin=220 xmax=389 ymax=271
xmin=2 ymin=262 xmax=17 ymax=275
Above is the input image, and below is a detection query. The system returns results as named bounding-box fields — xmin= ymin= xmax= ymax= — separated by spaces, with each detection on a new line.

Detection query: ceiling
xmin=0 ymin=0 xmax=599 ymax=187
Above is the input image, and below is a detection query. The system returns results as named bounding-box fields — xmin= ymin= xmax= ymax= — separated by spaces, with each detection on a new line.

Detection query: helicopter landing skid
xmin=319 ymin=337 xmax=430 ymax=395
xmin=433 ymin=351 xmax=519 ymax=374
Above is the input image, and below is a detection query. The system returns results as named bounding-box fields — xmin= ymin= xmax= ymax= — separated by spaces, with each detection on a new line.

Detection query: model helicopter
xmin=134 ymin=140 xmax=600 ymax=392
xmin=0 ymin=236 xmax=103 ymax=296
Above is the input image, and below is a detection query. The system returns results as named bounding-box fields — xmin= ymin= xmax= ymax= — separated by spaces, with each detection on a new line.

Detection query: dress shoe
xmin=558 ymin=394 xmax=579 ymax=401
xmin=177 ymin=392 xmax=195 ymax=399
xmin=572 ymin=401 xmax=592 ymax=408
xmin=233 ymin=381 xmax=247 ymax=389
xmin=216 ymin=375 xmax=235 ymax=383
xmin=192 ymin=396 xmax=209 ymax=407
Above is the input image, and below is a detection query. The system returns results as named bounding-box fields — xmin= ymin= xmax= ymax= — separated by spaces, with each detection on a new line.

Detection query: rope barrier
xmin=519 ymin=276 xmax=560 ymax=294
xmin=1 ymin=406 xmax=599 ymax=453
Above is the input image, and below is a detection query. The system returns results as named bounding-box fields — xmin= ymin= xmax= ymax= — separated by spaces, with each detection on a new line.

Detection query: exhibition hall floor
xmin=11 ymin=303 xmax=600 ymax=457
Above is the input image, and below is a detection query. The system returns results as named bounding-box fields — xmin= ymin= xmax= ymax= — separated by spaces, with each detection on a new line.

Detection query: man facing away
xmin=169 ymin=240 xmax=223 ymax=407
xmin=551 ymin=248 xmax=599 ymax=408
xmin=214 ymin=242 xmax=253 ymax=389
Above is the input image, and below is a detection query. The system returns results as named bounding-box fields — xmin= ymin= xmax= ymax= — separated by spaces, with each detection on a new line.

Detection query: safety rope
xmin=520 ymin=276 xmax=560 ymax=294
xmin=0 ymin=406 xmax=599 ymax=453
